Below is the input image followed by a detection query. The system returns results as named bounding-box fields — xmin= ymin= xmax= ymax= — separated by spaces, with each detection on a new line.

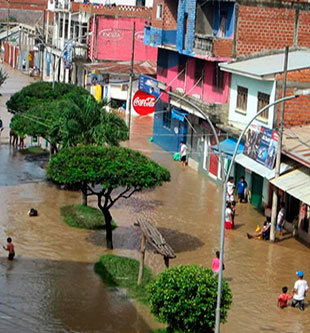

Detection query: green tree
xmin=8 ymin=82 xmax=128 ymax=151
xmin=148 ymin=265 xmax=232 ymax=333
xmin=47 ymin=145 xmax=170 ymax=249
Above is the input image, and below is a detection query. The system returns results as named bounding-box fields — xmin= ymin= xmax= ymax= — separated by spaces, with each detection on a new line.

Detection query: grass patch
xmin=60 ymin=204 xmax=117 ymax=230
xmin=19 ymin=146 xmax=49 ymax=155
xmin=94 ymin=254 xmax=153 ymax=304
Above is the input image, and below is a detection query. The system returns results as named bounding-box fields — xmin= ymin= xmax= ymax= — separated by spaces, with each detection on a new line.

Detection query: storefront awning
xmin=235 ymin=154 xmax=295 ymax=179
xmin=270 ymin=167 xmax=310 ymax=205
xmin=212 ymin=138 xmax=244 ymax=157
xmin=171 ymin=109 xmax=188 ymax=122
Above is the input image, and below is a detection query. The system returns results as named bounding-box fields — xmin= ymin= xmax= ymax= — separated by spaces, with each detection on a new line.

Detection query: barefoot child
xmin=278 ymin=286 xmax=292 ymax=308
xmin=3 ymin=237 xmax=15 ymax=261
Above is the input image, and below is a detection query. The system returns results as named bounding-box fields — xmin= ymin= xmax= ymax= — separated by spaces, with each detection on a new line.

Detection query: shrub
xmin=148 ymin=265 xmax=232 ymax=333
xmin=60 ymin=204 xmax=117 ymax=230
xmin=95 ymin=254 xmax=153 ymax=303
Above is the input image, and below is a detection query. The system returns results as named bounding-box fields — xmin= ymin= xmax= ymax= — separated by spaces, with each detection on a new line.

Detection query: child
xmin=212 ymin=251 xmax=225 ymax=274
xmin=3 ymin=237 xmax=15 ymax=261
xmin=278 ymin=286 xmax=292 ymax=308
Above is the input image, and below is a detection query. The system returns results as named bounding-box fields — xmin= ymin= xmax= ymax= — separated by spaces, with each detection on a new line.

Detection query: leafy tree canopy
xmin=148 ymin=265 xmax=232 ymax=333
xmin=8 ymin=82 xmax=128 ymax=147
xmin=6 ymin=81 xmax=88 ymax=114
xmin=47 ymin=145 xmax=170 ymax=189
xmin=47 ymin=145 xmax=170 ymax=249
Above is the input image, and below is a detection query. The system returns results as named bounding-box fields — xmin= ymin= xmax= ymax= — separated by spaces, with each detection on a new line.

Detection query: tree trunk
xmin=102 ymin=208 xmax=113 ymax=249
xmin=82 ymin=184 xmax=88 ymax=206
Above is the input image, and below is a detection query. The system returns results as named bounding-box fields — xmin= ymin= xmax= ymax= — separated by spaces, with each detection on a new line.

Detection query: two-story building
xmin=144 ymin=0 xmax=310 ymax=181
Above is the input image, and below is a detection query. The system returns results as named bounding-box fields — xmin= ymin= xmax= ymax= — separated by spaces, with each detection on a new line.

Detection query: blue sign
xmin=139 ymin=74 xmax=161 ymax=98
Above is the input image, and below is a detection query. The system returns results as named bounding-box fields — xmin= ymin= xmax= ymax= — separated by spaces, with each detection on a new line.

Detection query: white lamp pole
xmin=214 ymin=89 xmax=310 ymax=332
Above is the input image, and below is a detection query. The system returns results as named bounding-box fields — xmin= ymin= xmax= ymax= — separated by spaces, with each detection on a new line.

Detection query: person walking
xmin=237 ymin=176 xmax=248 ymax=203
xmin=291 ymin=271 xmax=308 ymax=311
xmin=180 ymin=141 xmax=187 ymax=167
xmin=3 ymin=237 xmax=15 ymax=261
xmin=212 ymin=250 xmax=225 ymax=274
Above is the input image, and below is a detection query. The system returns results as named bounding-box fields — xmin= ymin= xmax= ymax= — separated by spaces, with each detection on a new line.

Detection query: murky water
xmin=0 ymin=64 xmax=310 ymax=332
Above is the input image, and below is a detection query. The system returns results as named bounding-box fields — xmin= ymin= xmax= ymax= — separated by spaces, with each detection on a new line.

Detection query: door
xmin=209 ymin=152 xmax=218 ymax=177
xmin=235 ymin=164 xmax=245 ymax=184
xmin=251 ymin=173 xmax=263 ymax=208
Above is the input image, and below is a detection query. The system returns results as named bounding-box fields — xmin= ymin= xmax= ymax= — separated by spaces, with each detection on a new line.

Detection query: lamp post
xmin=214 ymin=88 xmax=310 ymax=333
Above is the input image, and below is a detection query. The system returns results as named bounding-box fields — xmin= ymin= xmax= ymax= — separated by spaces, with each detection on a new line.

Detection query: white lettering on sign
xmin=133 ymin=97 xmax=155 ymax=107
xmin=99 ymin=28 xmax=123 ymax=40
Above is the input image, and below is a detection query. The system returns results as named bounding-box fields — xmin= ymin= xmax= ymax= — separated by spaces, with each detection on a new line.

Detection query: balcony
xmin=193 ymin=33 xmax=233 ymax=59
xmin=193 ymin=34 xmax=213 ymax=57
xmin=144 ymin=25 xmax=177 ymax=49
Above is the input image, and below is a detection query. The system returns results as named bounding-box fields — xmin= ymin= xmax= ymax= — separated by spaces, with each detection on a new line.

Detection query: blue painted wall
xmin=144 ymin=26 xmax=177 ymax=47
xmin=153 ymin=100 xmax=188 ymax=154
xmin=176 ymin=0 xmax=196 ymax=55
xmin=158 ymin=48 xmax=179 ymax=69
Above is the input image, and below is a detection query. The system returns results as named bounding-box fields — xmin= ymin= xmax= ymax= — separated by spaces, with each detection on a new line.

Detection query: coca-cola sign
xmin=132 ymin=90 xmax=156 ymax=115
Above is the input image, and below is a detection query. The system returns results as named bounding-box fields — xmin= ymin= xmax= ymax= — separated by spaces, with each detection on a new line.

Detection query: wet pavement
xmin=0 ymin=64 xmax=310 ymax=332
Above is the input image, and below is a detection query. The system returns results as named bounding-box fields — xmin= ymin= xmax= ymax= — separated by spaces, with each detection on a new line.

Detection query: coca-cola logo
xmin=132 ymin=90 xmax=156 ymax=115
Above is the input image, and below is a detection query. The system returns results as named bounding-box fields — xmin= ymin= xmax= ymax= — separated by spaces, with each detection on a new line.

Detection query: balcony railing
xmin=194 ymin=33 xmax=213 ymax=56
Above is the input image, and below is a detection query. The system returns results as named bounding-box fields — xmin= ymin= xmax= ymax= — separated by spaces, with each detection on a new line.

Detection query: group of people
xmin=225 ymin=176 xmax=248 ymax=230
xmin=10 ymin=130 xmax=25 ymax=148
xmin=278 ymin=271 xmax=309 ymax=311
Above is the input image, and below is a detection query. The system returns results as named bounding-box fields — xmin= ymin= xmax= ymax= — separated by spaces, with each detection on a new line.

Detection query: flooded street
xmin=0 ymin=64 xmax=310 ymax=332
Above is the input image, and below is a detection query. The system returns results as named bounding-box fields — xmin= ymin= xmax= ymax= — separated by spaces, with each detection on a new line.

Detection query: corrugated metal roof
xmin=235 ymin=154 xmax=295 ymax=179
xmin=270 ymin=167 xmax=310 ymax=205
xmin=219 ymin=51 xmax=310 ymax=79
xmin=283 ymin=125 xmax=310 ymax=168
xmin=84 ymin=60 xmax=156 ymax=76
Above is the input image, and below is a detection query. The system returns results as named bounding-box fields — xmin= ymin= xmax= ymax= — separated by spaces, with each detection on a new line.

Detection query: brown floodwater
xmin=0 ymin=65 xmax=310 ymax=332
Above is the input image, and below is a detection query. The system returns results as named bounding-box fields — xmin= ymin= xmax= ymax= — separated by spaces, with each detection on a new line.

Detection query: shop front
xmin=270 ymin=167 xmax=310 ymax=243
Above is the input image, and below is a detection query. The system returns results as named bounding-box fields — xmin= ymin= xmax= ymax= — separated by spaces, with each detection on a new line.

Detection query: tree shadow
xmin=86 ymin=225 xmax=204 ymax=253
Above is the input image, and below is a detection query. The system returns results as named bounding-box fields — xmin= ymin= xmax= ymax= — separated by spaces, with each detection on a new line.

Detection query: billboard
xmin=243 ymin=125 xmax=279 ymax=170
xmin=138 ymin=74 xmax=161 ymax=97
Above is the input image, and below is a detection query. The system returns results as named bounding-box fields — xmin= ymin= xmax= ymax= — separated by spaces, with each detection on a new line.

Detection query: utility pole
xmin=270 ymin=45 xmax=289 ymax=242
xmin=127 ymin=22 xmax=135 ymax=139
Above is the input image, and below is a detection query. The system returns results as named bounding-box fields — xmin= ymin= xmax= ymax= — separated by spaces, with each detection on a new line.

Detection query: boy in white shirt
xmin=292 ymin=271 xmax=309 ymax=311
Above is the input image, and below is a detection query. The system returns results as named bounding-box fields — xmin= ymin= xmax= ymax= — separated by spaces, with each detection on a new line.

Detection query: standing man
xmin=180 ymin=141 xmax=187 ymax=168
xmin=276 ymin=202 xmax=286 ymax=236
xmin=226 ymin=177 xmax=235 ymax=203
xmin=292 ymin=271 xmax=308 ymax=311
xmin=237 ymin=176 xmax=248 ymax=203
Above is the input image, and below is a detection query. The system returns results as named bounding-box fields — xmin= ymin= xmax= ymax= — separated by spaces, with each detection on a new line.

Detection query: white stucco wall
xmin=228 ymin=74 xmax=276 ymax=130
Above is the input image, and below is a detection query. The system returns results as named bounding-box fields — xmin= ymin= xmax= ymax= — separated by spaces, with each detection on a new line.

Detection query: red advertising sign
xmin=132 ymin=90 xmax=156 ymax=115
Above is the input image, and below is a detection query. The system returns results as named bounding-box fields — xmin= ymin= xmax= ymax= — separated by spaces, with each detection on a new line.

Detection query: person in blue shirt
xmin=237 ymin=176 xmax=248 ymax=203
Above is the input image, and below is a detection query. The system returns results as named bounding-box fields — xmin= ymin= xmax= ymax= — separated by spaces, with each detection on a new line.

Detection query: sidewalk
xmin=0 ymin=63 xmax=36 ymax=145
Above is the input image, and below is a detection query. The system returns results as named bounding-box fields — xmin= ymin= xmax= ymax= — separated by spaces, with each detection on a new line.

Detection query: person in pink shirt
xmin=212 ymin=251 xmax=225 ymax=274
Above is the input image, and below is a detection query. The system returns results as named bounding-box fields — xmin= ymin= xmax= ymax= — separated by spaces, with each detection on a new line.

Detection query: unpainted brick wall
xmin=213 ymin=39 xmax=233 ymax=58
xmin=236 ymin=5 xmax=295 ymax=56
xmin=276 ymin=69 xmax=310 ymax=127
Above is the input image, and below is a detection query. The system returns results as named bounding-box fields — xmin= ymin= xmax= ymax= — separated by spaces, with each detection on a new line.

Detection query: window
xmin=156 ymin=4 xmax=163 ymax=19
xmin=194 ymin=59 xmax=205 ymax=82
xmin=213 ymin=63 xmax=224 ymax=89
xmin=163 ymin=110 xmax=171 ymax=128
xmin=136 ymin=0 xmax=145 ymax=5
xmin=257 ymin=92 xmax=270 ymax=120
xmin=236 ymin=86 xmax=248 ymax=112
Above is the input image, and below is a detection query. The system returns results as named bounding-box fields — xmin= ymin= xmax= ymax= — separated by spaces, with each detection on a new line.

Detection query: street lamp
xmin=214 ymin=88 xmax=310 ymax=333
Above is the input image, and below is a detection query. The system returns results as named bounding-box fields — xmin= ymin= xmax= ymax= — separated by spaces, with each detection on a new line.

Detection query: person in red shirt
xmin=278 ymin=286 xmax=292 ymax=308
